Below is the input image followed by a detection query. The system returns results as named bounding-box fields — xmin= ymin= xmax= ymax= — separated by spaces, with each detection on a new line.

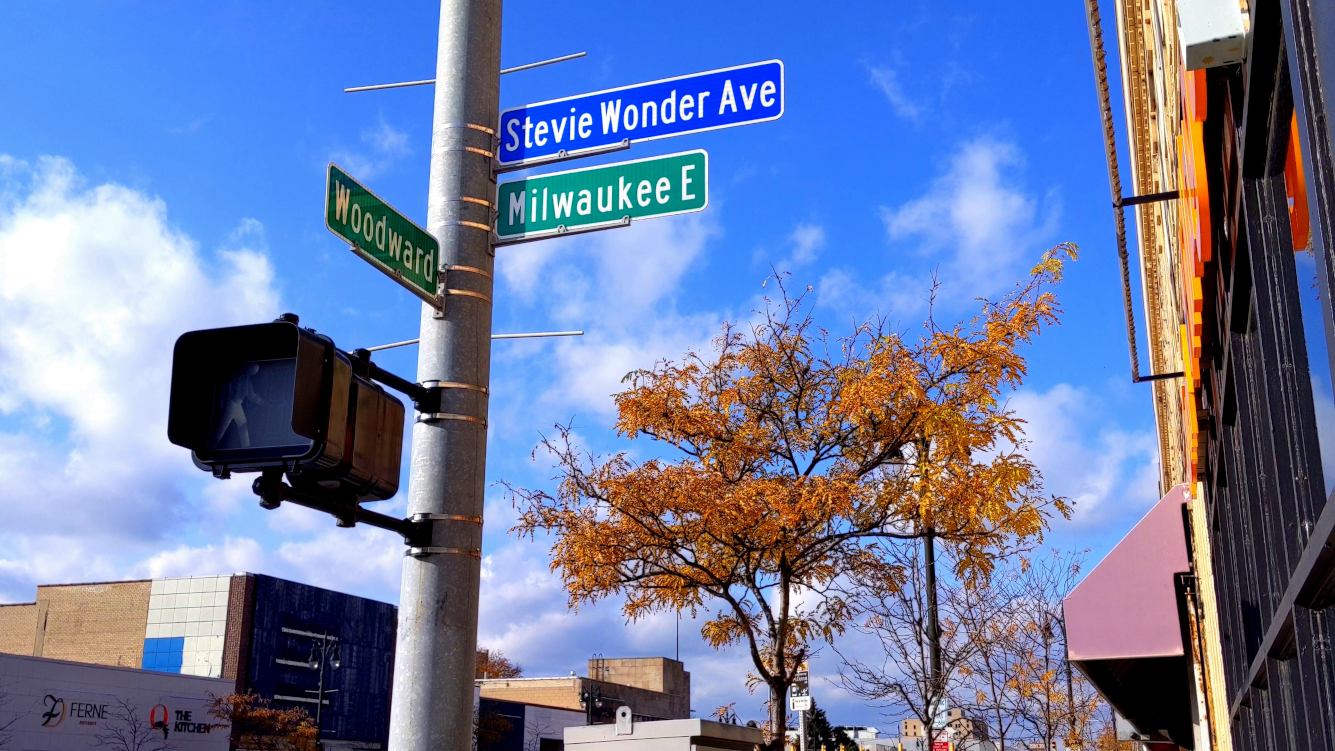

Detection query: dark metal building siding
xmin=478 ymin=698 xmax=527 ymax=751
xmin=244 ymin=574 xmax=397 ymax=746
xmin=1195 ymin=0 xmax=1335 ymax=746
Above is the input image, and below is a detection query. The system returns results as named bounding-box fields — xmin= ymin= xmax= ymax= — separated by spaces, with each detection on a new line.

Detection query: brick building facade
xmin=0 ymin=580 xmax=151 ymax=668
xmin=0 ymin=573 xmax=395 ymax=749
xmin=478 ymin=657 xmax=690 ymax=722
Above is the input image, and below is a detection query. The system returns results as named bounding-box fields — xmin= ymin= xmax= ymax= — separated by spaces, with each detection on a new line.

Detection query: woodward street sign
xmin=324 ymin=163 xmax=441 ymax=307
xmin=497 ymin=60 xmax=782 ymax=166
xmin=495 ymin=150 xmax=708 ymax=241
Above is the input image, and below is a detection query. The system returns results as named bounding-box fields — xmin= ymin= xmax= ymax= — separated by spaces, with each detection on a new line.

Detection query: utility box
xmin=1177 ymin=0 xmax=1248 ymax=69
xmin=566 ymin=718 xmax=764 ymax=751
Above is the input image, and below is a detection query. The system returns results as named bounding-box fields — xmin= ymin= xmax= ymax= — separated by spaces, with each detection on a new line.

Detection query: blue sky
xmin=0 ymin=0 xmax=1158 ymax=729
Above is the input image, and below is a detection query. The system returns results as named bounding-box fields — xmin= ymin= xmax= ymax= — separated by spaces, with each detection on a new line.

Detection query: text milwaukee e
xmin=495 ymin=150 xmax=708 ymax=241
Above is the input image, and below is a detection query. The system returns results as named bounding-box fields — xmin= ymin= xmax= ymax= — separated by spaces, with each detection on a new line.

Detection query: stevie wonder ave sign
xmin=498 ymin=60 xmax=782 ymax=166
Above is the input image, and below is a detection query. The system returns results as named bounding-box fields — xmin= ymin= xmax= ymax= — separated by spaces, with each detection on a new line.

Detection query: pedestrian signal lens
xmin=207 ymin=358 xmax=310 ymax=453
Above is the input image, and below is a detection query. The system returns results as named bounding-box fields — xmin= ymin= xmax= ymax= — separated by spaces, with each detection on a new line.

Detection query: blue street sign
xmin=498 ymin=60 xmax=783 ymax=166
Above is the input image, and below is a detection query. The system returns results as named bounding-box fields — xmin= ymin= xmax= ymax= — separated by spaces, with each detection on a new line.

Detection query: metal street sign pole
xmin=386 ymin=0 xmax=499 ymax=749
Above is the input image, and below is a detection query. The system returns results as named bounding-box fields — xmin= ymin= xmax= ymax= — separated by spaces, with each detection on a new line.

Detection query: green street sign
xmin=325 ymin=163 xmax=441 ymax=307
xmin=495 ymin=150 xmax=708 ymax=241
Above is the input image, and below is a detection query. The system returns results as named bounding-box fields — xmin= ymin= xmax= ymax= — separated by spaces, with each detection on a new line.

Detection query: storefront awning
xmin=1063 ymin=484 xmax=1194 ymax=746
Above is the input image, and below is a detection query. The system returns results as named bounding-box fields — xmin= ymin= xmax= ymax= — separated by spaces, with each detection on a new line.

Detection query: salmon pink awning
xmin=1063 ymin=484 xmax=1194 ymax=746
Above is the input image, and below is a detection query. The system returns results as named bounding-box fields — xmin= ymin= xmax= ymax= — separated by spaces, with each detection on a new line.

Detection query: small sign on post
xmin=325 ymin=163 xmax=442 ymax=308
xmin=790 ymin=695 xmax=812 ymax=712
xmin=495 ymin=150 xmax=708 ymax=242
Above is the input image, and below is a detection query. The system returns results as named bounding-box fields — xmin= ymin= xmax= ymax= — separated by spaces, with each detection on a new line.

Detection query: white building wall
xmin=0 ymin=652 xmax=233 ymax=751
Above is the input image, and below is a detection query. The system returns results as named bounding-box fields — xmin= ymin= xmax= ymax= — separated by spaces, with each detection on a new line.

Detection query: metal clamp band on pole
xmin=421 ymin=379 xmax=489 ymax=394
xmin=415 ymin=412 xmax=487 ymax=426
xmin=437 ymin=122 xmax=496 ymax=136
xmin=440 ymin=220 xmax=494 ymax=233
xmin=443 ymin=264 xmax=492 ymax=279
xmin=441 ymin=288 xmax=492 ymax=303
xmin=411 ymin=513 xmax=483 ymax=525
xmin=407 ymin=547 xmax=481 ymax=559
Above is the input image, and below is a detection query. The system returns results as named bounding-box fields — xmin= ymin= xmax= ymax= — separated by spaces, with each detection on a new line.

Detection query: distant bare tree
xmin=91 ymin=698 xmax=173 ymax=751
xmin=523 ymin=717 xmax=556 ymax=751
xmin=1009 ymin=551 xmax=1085 ymax=748
xmin=0 ymin=680 xmax=20 ymax=749
xmin=835 ymin=543 xmax=977 ymax=747
xmin=954 ymin=560 xmax=1026 ymax=749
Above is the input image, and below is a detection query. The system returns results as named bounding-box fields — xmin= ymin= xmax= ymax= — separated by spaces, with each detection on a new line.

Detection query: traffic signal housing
xmin=167 ymin=315 xmax=403 ymax=501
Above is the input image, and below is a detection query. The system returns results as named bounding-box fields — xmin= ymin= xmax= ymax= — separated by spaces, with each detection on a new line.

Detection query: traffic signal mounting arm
xmin=252 ymin=470 xmax=432 ymax=548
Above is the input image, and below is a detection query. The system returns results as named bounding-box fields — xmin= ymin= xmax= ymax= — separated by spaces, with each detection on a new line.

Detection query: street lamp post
xmin=579 ymin=686 xmax=603 ymax=726
xmin=302 ymin=634 xmax=341 ymax=745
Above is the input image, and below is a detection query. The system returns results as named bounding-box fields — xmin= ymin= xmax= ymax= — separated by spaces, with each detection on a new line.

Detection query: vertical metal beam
xmin=386 ymin=0 xmax=500 ymax=749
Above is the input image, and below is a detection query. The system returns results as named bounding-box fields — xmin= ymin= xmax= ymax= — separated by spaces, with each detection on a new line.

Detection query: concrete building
xmin=477 ymin=656 xmax=691 ymax=724
xmin=476 ymin=690 xmax=585 ymax=751
xmin=566 ymin=718 xmax=764 ymax=751
xmin=0 ymin=573 xmax=396 ymax=749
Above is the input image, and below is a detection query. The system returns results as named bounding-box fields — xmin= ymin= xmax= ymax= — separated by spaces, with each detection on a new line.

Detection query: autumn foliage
xmin=509 ymin=245 xmax=1076 ymax=734
xmin=206 ymin=692 xmax=318 ymax=751
xmin=476 ymin=648 xmax=524 ymax=679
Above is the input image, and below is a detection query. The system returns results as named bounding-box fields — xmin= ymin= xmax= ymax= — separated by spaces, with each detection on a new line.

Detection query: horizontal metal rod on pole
xmin=500 ymin=51 xmax=586 ymax=75
xmin=344 ymin=78 xmax=435 ymax=93
xmin=344 ymin=52 xmax=586 ymax=93
xmin=365 ymin=331 xmax=585 ymax=351
xmin=493 ymin=330 xmax=584 ymax=340
xmin=1119 ymin=189 xmax=1180 ymax=207
xmin=1135 ymin=371 xmax=1185 ymax=382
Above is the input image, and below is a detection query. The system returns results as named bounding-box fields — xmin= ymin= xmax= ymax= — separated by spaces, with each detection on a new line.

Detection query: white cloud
xmin=869 ymin=66 xmax=922 ymax=121
xmin=820 ymin=138 xmax=1059 ymax=322
xmin=880 ymin=137 xmax=1058 ymax=297
xmin=750 ymin=223 xmax=825 ymax=273
xmin=789 ymin=224 xmax=825 ymax=266
xmin=1008 ymin=383 xmax=1159 ymax=525
xmin=493 ymin=213 xmax=723 ymax=422
xmin=0 ymin=156 xmax=281 ymax=601
xmin=329 ymin=116 xmax=411 ymax=180
xmin=816 ymin=267 xmax=929 ymax=322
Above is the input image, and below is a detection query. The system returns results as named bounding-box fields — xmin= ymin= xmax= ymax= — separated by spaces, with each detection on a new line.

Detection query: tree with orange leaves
xmin=509 ymin=245 xmax=1076 ymax=738
xmin=206 ymin=692 xmax=318 ymax=751
xmin=476 ymin=648 xmax=523 ymax=679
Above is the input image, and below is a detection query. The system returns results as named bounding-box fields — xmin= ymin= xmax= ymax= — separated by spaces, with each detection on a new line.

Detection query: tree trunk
xmin=769 ymin=679 xmax=787 ymax=744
